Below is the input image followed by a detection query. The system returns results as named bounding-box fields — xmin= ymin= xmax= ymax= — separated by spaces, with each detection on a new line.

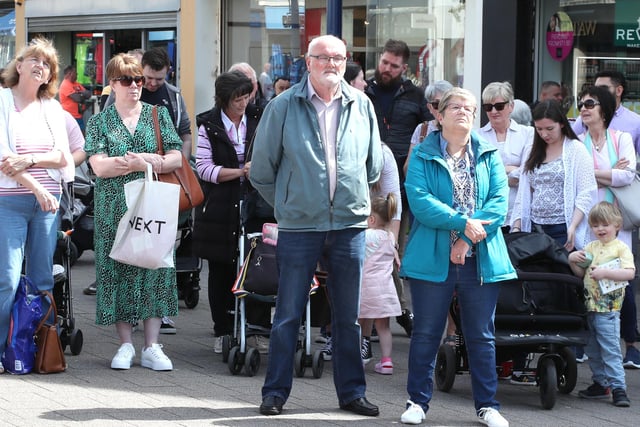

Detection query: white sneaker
xmin=477 ymin=407 xmax=509 ymax=427
xmin=214 ymin=336 xmax=224 ymax=354
xmin=141 ymin=343 xmax=173 ymax=371
xmin=400 ymin=400 xmax=425 ymax=424
xmin=111 ymin=343 xmax=135 ymax=370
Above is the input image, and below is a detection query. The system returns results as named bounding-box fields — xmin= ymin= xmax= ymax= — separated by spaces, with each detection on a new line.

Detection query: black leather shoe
xmin=259 ymin=395 xmax=284 ymax=416
xmin=340 ymin=397 xmax=379 ymax=416
xmin=83 ymin=282 xmax=97 ymax=295
xmin=396 ymin=309 xmax=413 ymax=337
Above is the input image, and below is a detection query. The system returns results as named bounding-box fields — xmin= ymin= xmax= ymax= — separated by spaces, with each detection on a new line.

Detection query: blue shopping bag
xmin=1 ymin=276 xmax=44 ymax=374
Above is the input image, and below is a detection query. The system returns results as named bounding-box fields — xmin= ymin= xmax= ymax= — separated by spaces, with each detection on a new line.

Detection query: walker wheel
xmin=294 ymin=348 xmax=306 ymax=377
xmin=221 ymin=335 xmax=231 ymax=363
xmin=228 ymin=346 xmax=242 ymax=375
xmin=70 ymin=329 xmax=83 ymax=355
xmin=435 ymin=344 xmax=456 ymax=392
xmin=312 ymin=349 xmax=324 ymax=378
xmin=244 ymin=347 xmax=260 ymax=377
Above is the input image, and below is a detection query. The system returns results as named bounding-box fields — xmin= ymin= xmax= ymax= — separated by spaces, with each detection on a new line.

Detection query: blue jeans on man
xmin=585 ymin=311 xmax=626 ymax=390
xmin=407 ymin=259 xmax=501 ymax=413
xmin=261 ymin=228 xmax=366 ymax=405
xmin=0 ymin=194 xmax=59 ymax=356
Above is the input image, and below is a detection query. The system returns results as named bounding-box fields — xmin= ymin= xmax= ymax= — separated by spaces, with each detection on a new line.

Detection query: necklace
xmin=593 ymin=138 xmax=605 ymax=152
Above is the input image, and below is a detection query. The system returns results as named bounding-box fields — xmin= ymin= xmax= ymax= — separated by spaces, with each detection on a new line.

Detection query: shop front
xmin=536 ymin=0 xmax=640 ymax=118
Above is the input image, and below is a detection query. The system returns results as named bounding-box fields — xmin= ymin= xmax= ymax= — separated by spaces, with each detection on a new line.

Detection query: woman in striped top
xmin=0 ymin=38 xmax=74 ymax=373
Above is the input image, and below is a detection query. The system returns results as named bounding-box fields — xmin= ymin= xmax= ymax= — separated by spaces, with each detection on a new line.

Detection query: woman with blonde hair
xmin=0 ymin=38 xmax=73 ymax=374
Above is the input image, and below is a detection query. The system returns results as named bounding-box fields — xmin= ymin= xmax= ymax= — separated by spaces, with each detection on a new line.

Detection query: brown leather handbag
xmin=34 ymin=291 xmax=66 ymax=374
xmin=152 ymin=106 xmax=204 ymax=212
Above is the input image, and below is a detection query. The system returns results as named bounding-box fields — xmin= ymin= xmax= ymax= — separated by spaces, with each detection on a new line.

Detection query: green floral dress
xmin=84 ymin=103 xmax=182 ymax=325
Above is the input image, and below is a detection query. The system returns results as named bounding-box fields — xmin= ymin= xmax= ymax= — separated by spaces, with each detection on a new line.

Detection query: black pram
xmin=435 ymin=231 xmax=588 ymax=410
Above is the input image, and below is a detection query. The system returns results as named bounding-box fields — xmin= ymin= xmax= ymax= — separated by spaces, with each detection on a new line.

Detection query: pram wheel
xmin=538 ymin=357 xmax=557 ymax=410
xmin=244 ymin=347 xmax=260 ymax=376
xmin=312 ymin=349 xmax=324 ymax=378
xmin=435 ymin=344 xmax=457 ymax=392
xmin=183 ymin=288 xmax=199 ymax=309
xmin=69 ymin=328 xmax=83 ymax=355
xmin=294 ymin=348 xmax=306 ymax=377
xmin=221 ymin=335 xmax=232 ymax=363
xmin=557 ymin=347 xmax=577 ymax=394
xmin=228 ymin=346 xmax=242 ymax=375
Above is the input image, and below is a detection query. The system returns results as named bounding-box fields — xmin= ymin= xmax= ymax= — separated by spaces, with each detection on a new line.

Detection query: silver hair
xmin=482 ymin=81 xmax=514 ymax=104
xmin=511 ymin=99 xmax=533 ymax=126
xmin=424 ymin=80 xmax=454 ymax=103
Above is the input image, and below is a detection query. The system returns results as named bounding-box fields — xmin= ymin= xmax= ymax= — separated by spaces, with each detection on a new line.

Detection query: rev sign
xmin=614 ymin=0 xmax=640 ymax=48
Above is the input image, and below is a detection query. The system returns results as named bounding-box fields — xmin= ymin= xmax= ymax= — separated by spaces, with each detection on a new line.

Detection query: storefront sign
xmin=614 ymin=0 xmax=640 ymax=48
xmin=546 ymin=11 xmax=574 ymax=62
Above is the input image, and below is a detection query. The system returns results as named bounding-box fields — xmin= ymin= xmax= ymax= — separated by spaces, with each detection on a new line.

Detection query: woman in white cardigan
xmin=0 ymin=38 xmax=72 ymax=374
xmin=510 ymin=100 xmax=597 ymax=251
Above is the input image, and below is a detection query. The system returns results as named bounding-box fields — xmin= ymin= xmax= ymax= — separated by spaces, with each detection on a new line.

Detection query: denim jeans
xmin=585 ymin=311 xmax=626 ymax=390
xmin=407 ymin=259 xmax=500 ymax=413
xmin=262 ymin=228 xmax=366 ymax=405
xmin=620 ymin=278 xmax=638 ymax=343
xmin=0 ymin=194 xmax=59 ymax=356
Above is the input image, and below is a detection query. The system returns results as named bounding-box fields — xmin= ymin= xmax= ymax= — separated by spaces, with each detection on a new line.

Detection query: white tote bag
xmin=109 ymin=163 xmax=180 ymax=269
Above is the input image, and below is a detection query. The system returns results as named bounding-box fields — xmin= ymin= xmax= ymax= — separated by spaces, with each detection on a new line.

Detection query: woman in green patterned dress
xmin=84 ymin=53 xmax=183 ymax=371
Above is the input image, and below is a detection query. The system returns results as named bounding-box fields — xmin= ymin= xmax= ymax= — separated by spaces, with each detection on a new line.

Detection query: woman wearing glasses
xmin=400 ymin=88 xmax=515 ymax=426
xmin=576 ymin=86 xmax=638 ymax=368
xmin=84 ymin=53 xmax=183 ymax=371
xmin=510 ymin=100 xmax=597 ymax=251
xmin=0 ymin=38 xmax=74 ymax=374
xmin=478 ymin=82 xmax=534 ymax=223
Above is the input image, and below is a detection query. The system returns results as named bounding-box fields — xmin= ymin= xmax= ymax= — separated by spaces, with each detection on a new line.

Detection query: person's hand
xmin=565 ymin=226 xmax=576 ymax=251
xmin=463 ymin=218 xmax=491 ymax=244
xmin=137 ymin=152 xmax=163 ymax=173
xmin=124 ymin=152 xmax=151 ymax=173
xmin=568 ymin=250 xmax=586 ymax=264
xmin=613 ymin=157 xmax=630 ymax=170
xmin=1 ymin=153 xmax=31 ymax=177
xmin=450 ymin=239 xmax=470 ymax=265
xmin=34 ymin=187 xmax=59 ymax=213
xmin=589 ymin=266 xmax=608 ymax=281
xmin=243 ymin=161 xmax=251 ymax=179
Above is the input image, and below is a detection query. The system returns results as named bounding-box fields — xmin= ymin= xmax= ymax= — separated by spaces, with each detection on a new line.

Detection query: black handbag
xmin=232 ymin=237 xmax=279 ymax=296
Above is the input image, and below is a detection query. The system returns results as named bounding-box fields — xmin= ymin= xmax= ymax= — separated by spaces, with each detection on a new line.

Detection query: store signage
xmin=546 ymin=11 xmax=574 ymax=62
xmin=614 ymin=0 xmax=640 ymax=48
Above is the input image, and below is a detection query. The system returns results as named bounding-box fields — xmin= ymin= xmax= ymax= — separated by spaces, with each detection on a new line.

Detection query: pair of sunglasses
xmin=113 ymin=75 xmax=145 ymax=87
xmin=482 ymin=101 xmax=509 ymax=112
xmin=429 ymin=100 xmax=441 ymax=109
xmin=577 ymin=99 xmax=600 ymax=110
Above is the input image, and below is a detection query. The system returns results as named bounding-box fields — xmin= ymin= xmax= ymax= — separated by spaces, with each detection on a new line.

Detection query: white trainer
xmin=477 ymin=407 xmax=509 ymax=427
xmin=141 ymin=343 xmax=173 ymax=371
xmin=400 ymin=400 xmax=426 ymax=424
xmin=214 ymin=336 xmax=224 ymax=354
xmin=111 ymin=343 xmax=135 ymax=370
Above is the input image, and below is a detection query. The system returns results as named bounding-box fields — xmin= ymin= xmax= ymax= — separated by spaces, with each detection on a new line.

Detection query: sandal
xmin=442 ymin=335 xmax=457 ymax=346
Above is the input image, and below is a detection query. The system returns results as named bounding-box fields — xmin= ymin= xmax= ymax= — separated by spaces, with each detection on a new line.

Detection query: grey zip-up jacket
xmin=249 ymin=75 xmax=383 ymax=231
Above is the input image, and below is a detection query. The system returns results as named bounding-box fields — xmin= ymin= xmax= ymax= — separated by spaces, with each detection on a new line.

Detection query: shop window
xmin=0 ymin=8 xmax=15 ymax=68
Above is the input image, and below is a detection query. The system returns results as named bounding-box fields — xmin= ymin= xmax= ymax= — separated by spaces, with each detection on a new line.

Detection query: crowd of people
xmin=0 ymin=34 xmax=638 ymax=427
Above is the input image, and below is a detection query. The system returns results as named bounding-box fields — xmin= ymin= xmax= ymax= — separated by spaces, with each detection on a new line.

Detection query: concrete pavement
xmin=1 ymin=250 xmax=640 ymax=426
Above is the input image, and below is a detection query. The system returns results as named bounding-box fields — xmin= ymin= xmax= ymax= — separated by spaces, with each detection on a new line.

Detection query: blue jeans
xmin=0 ymin=194 xmax=59 ymax=355
xmin=262 ymin=228 xmax=366 ymax=405
xmin=585 ymin=311 xmax=626 ymax=390
xmin=407 ymin=260 xmax=501 ymax=413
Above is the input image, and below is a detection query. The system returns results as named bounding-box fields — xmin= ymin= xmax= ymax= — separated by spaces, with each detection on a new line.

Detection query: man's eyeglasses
xmin=482 ymin=101 xmax=509 ymax=112
xmin=577 ymin=99 xmax=600 ymax=110
xmin=429 ymin=100 xmax=441 ymax=109
xmin=113 ymin=75 xmax=145 ymax=87
xmin=309 ymin=54 xmax=347 ymax=65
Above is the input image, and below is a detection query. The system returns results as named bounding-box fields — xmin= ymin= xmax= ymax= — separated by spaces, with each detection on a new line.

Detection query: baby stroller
xmin=67 ymin=162 xmax=95 ymax=266
xmin=175 ymin=213 xmax=202 ymax=309
xmin=53 ymin=183 xmax=84 ymax=355
xmin=435 ymin=231 xmax=588 ymax=410
xmin=224 ymin=223 xmax=325 ymax=378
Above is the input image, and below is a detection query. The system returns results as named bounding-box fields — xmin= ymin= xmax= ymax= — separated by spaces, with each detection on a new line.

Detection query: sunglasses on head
xmin=482 ymin=101 xmax=509 ymax=112
xmin=577 ymin=99 xmax=600 ymax=110
xmin=114 ymin=75 xmax=145 ymax=87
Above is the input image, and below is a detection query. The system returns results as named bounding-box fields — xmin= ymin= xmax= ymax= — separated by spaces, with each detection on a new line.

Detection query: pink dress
xmin=359 ymin=229 xmax=402 ymax=319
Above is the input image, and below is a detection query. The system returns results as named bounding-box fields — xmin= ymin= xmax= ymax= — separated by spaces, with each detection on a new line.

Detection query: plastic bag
xmin=1 ymin=276 xmax=44 ymax=374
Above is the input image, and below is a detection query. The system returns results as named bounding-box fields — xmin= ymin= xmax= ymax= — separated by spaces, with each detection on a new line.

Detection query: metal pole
xmin=326 ymin=0 xmax=342 ymax=38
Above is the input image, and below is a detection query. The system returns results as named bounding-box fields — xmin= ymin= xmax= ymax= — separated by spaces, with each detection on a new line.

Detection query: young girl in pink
xmin=359 ymin=193 xmax=401 ymax=374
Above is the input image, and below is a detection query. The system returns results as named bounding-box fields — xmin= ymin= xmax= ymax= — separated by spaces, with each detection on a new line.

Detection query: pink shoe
xmin=374 ymin=360 xmax=393 ymax=375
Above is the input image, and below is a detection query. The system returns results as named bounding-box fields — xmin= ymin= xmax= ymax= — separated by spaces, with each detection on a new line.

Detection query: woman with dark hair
xmin=576 ymin=85 xmax=638 ymax=368
xmin=510 ymin=100 xmax=597 ymax=251
xmin=193 ymin=70 xmax=262 ymax=353
xmin=344 ymin=62 xmax=367 ymax=92
xmin=0 ymin=38 xmax=74 ymax=374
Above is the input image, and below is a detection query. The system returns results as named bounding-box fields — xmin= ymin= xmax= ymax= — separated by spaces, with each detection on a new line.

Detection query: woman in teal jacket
xmin=399 ymin=88 xmax=515 ymax=427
